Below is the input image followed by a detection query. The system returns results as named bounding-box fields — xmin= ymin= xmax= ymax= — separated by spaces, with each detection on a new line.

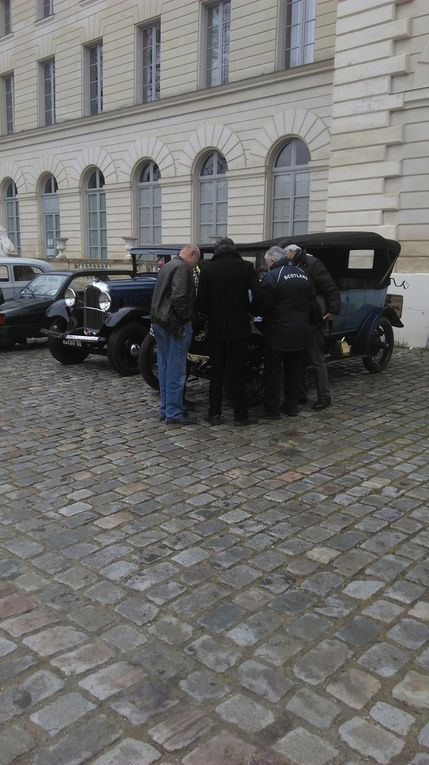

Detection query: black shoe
xmin=234 ymin=416 xmax=258 ymax=426
xmin=206 ymin=415 xmax=222 ymax=426
xmin=312 ymin=396 xmax=331 ymax=411
xmin=282 ymin=406 xmax=298 ymax=417
xmin=298 ymin=396 xmax=308 ymax=405
xmin=165 ymin=416 xmax=198 ymax=425
xmin=280 ymin=403 xmax=299 ymax=416
xmin=258 ymin=410 xmax=281 ymax=420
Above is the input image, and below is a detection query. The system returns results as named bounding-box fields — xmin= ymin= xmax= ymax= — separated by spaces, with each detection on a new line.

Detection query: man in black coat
xmin=256 ymin=246 xmax=314 ymax=419
xmin=197 ymin=237 xmax=259 ymax=426
xmin=285 ymin=244 xmax=341 ymax=410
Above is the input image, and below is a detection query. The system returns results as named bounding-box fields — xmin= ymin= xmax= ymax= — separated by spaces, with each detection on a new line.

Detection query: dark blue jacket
xmin=257 ymin=257 xmax=314 ymax=351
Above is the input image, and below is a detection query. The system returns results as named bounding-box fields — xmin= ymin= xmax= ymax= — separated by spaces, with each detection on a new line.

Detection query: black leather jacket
xmin=151 ymin=256 xmax=195 ymax=336
xmin=294 ymin=250 xmax=341 ymax=318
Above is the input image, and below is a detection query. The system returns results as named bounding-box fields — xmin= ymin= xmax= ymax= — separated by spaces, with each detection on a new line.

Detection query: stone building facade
xmin=0 ymin=0 xmax=428 ymax=344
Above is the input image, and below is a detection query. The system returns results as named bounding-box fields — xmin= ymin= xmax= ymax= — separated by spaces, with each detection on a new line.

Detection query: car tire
xmin=107 ymin=322 xmax=148 ymax=376
xmin=0 ymin=339 xmax=15 ymax=350
xmin=139 ymin=332 xmax=159 ymax=389
xmin=47 ymin=320 xmax=90 ymax=365
xmin=363 ymin=317 xmax=394 ymax=373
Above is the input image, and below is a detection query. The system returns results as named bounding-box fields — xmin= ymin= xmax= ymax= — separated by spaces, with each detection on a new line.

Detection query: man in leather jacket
xmin=151 ymin=244 xmax=200 ymax=424
xmin=284 ymin=244 xmax=341 ymax=410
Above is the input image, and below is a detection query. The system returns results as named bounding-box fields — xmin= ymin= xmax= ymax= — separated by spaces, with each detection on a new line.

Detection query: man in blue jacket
xmin=285 ymin=244 xmax=341 ymax=410
xmin=257 ymin=245 xmax=313 ymax=419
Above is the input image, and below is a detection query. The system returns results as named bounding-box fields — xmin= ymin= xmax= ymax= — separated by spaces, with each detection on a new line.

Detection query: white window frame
xmin=198 ymin=151 xmax=228 ymax=242
xmin=5 ymin=180 xmax=20 ymax=255
xmin=137 ymin=161 xmax=161 ymax=244
xmin=37 ymin=0 xmax=53 ymax=20
xmin=137 ymin=20 xmax=160 ymax=104
xmin=1 ymin=73 xmax=14 ymax=134
xmin=86 ymin=169 xmax=107 ymax=261
xmin=282 ymin=0 xmax=316 ymax=70
xmin=271 ymin=139 xmax=310 ymax=238
xmin=40 ymin=58 xmax=55 ymax=126
xmin=84 ymin=41 xmax=103 ymax=116
xmin=204 ymin=0 xmax=231 ymax=88
xmin=0 ymin=0 xmax=11 ymax=36
xmin=41 ymin=175 xmax=60 ymax=259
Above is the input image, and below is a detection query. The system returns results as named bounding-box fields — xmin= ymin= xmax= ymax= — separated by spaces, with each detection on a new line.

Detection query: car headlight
xmin=64 ymin=287 xmax=76 ymax=308
xmin=98 ymin=289 xmax=111 ymax=312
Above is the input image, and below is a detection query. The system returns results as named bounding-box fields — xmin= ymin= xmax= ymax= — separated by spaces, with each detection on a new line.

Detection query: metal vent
xmin=84 ymin=285 xmax=104 ymax=331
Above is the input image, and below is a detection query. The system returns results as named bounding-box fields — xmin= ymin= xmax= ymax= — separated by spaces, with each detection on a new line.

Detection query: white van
xmin=0 ymin=258 xmax=54 ymax=303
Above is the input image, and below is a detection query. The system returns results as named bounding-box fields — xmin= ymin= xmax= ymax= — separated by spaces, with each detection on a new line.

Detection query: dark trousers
xmin=308 ymin=323 xmax=330 ymax=399
xmin=208 ymin=338 xmax=249 ymax=421
xmin=263 ymin=343 xmax=307 ymax=414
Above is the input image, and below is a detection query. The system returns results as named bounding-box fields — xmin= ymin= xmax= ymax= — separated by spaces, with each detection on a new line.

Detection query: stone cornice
xmin=0 ymin=59 xmax=334 ymax=150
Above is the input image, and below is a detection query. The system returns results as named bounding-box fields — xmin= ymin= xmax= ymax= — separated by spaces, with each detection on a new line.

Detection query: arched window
xmin=5 ymin=180 xmax=20 ymax=255
xmin=41 ymin=175 xmax=60 ymax=259
xmin=198 ymin=151 xmax=228 ymax=242
xmin=86 ymin=168 xmax=106 ymax=260
xmin=137 ymin=161 xmax=161 ymax=244
xmin=271 ymin=139 xmax=310 ymax=237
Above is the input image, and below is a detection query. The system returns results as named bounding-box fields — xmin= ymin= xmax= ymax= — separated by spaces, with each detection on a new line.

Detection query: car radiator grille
xmin=84 ymin=285 xmax=104 ymax=331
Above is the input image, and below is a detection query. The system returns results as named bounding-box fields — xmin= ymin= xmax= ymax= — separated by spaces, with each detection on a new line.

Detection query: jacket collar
xmin=270 ymin=256 xmax=293 ymax=270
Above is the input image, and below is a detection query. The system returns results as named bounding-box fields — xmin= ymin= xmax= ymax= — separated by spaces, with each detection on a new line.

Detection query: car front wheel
xmin=363 ymin=317 xmax=394 ymax=373
xmin=47 ymin=320 xmax=90 ymax=365
xmin=107 ymin=322 xmax=148 ymax=376
xmin=0 ymin=339 xmax=15 ymax=350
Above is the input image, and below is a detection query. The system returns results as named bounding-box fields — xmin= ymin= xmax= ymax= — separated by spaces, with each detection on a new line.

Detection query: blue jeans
xmin=152 ymin=322 xmax=192 ymax=420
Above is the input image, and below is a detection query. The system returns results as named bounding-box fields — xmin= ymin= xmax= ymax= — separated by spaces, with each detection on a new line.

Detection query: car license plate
xmin=64 ymin=338 xmax=82 ymax=347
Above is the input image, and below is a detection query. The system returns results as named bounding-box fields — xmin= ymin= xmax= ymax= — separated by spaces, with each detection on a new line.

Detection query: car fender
xmin=46 ymin=299 xmax=70 ymax=323
xmin=350 ymin=308 xmax=384 ymax=356
xmin=383 ymin=306 xmax=403 ymax=328
xmin=104 ymin=306 xmax=151 ymax=331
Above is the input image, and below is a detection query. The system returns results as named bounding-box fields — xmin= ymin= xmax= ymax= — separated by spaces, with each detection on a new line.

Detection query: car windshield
xmin=20 ymin=274 xmax=66 ymax=298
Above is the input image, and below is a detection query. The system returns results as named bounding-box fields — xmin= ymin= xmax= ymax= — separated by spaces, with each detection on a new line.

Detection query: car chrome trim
xmin=63 ymin=334 xmax=105 ymax=344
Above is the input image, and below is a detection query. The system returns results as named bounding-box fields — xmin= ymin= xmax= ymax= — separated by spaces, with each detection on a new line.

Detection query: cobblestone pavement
xmin=0 ymin=344 xmax=428 ymax=765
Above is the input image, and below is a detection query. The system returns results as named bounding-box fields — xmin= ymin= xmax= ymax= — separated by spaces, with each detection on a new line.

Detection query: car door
xmin=12 ymin=274 xmax=67 ymax=337
xmin=0 ymin=263 xmax=11 ymax=303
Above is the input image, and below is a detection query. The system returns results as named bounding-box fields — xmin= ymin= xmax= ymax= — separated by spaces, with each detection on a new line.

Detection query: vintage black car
xmin=273 ymin=231 xmax=403 ymax=373
xmin=44 ymin=232 xmax=403 ymax=382
xmin=0 ymin=270 xmax=121 ymax=350
xmin=139 ymin=231 xmax=404 ymax=396
xmin=44 ymin=246 xmax=219 ymax=376
xmin=43 ymin=250 xmax=162 ymax=375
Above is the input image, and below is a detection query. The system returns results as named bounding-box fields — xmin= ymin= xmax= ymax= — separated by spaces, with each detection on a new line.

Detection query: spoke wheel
xmin=363 ymin=317 xmax=394 ymax=373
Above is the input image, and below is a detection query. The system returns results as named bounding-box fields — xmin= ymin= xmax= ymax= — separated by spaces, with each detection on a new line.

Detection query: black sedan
xmin=0 ymin=270 xmax=124 ymax=349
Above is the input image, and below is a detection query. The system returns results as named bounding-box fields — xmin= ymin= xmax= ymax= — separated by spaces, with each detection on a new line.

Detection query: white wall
xmin=388 ymin=274 xmax=429 ymax=349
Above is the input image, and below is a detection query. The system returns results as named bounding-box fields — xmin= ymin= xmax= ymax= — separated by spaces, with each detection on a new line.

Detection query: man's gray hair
xmin=284 ymin=244 xmax=301 ymax=255
xmin=264 ymin=245 xmax=285 ymax=262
